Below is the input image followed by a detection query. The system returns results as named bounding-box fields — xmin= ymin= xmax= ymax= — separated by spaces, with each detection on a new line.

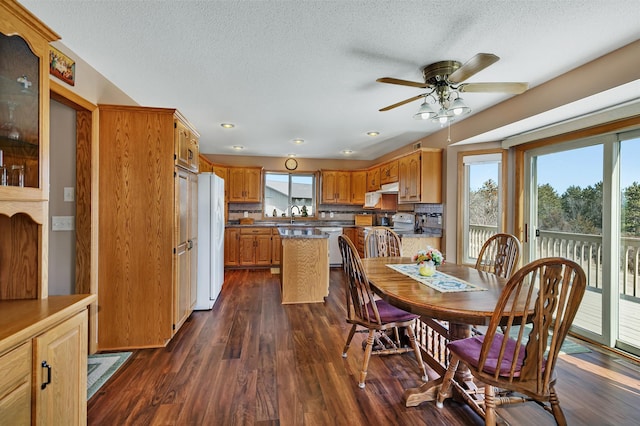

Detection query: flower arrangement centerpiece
xmin=412 ymin=246 xmax=444 ymax=276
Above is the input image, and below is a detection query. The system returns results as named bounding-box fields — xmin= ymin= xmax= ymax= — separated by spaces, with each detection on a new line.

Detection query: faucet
xmin=288 ymin=204 xmax=301 ymax=224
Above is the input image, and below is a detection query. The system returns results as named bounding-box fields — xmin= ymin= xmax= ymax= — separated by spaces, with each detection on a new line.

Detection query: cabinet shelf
xmin=0 ymin=135 xmax=38 ymax=150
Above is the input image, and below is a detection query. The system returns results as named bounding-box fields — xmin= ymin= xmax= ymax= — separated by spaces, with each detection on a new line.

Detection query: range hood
xmin=377 ymin=182 xmax=399 ymax=193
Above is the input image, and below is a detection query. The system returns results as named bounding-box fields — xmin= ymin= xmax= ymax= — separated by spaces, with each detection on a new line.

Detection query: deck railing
xmin=468 ymin=225 xmax=640 ymax=299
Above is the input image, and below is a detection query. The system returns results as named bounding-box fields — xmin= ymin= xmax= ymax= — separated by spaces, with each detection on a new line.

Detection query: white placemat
xmin=386 ymin=264 xmax=487 ymax=293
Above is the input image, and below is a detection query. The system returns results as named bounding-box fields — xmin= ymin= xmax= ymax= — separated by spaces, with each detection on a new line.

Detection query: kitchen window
xmin=264 ymin=172 xmax=316 ymax=219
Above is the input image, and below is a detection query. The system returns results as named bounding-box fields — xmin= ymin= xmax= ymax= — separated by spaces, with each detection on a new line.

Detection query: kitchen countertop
xmin=226 ymin=221 xmax=354 ymax=228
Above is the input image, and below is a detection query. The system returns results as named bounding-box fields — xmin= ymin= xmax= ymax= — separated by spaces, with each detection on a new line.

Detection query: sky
xmin=470 ymin=136 xmax=640 ymax=194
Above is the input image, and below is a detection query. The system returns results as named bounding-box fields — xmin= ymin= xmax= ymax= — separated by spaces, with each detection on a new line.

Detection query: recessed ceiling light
xmin=221 ymin=123 xmax=235 ymax=129
xmin=292 ymin=139 xmax=305 ymax=145
xmin=231 ymin=145 xmax=244 ymax=150
xmin=287 ymin=153 xmax=296 ymax=158
xmin=367 ymin=131 xmax=379 ymax=137
xmin=342 ymin=149 xmax=353 ymax=155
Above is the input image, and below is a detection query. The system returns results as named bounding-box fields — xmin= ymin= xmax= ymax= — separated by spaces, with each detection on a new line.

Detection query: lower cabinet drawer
xmin=0 ymin=341 xmax=32 ymax=425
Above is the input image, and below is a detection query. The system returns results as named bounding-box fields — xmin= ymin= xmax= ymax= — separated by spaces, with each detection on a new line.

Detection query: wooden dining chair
xmin=364 ymin=226 xmax=402 ymax=258
xmin=475 ymin=233 xmax=522 ymax=279
xmin=338 ymin=235 xmax=428 ymax=388
xmin=436 ymin=257 xmax=586 ymax=426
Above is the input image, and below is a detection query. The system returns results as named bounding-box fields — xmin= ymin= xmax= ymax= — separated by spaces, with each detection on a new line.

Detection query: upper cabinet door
xmin=0 ymin=2 xmax=58 ymax=205
xmin=350 ymin=170 xmax=366 ymax=204
xmin=366 ymin=167 xmax=380 ymax=192
xmin=380 ymin=160 xmax=398 ymax=184
xmin=228 ymin=167 xmax=262 ymax=202
xmin=174 ymin=119 xmax=199 ymax=173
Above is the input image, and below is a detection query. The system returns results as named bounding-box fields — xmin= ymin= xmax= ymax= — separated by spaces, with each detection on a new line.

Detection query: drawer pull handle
xmin=41 ymin=361 xmax=52 ymax=389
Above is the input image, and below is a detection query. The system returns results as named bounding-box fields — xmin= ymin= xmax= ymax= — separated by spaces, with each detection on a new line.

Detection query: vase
xmin=418 ymin=260 xmax=436 ymax=277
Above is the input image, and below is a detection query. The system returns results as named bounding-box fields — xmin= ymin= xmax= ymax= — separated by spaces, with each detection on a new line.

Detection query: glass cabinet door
xmin=0 ymin=33 xmax=40 ymax=189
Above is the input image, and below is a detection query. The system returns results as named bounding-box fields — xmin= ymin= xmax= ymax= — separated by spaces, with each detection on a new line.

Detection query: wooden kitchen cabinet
xmin=97 ymin=105 xmax=200 ymax=350
xmin=271 ymin=228 xmax=282 ymax=265
xmin=239 ymin=227 xmax=272 ymax=266
xmin=228 ymin=167 xmax=262 ymax=202
xmin=350 ymin=170 xmax=367 ymax=205
xmin=0 ymin=5 xmax=93 ymax=424
xmin=0 ymin=1 xmax=60 ymax=300
xmin=175 ymin=119 xmax=199 ymax=172
xmin=356 ymin=227 xmax=366 ymax=258
xmin=398 ymin=149 xmax=442 ymax=204
xmin=0 ymin=296 xmax=94 ymax=426
xmin=366 ymin=167 xmax=380 ymax=192
xmin=321 ymin=170 xmax=350 ymax=204
xmin=175 ymin=168 xmax=198 ymax=332
xmin=342 ymin=227 xmax=356 ymax=246
xmin=198 ymin=154 xmax=213 ymax=172
xmin=380 ymin=160 xmax=399 ymax=184
xmin=398 ymin=151 xmax=421 ymax=203
xmin=280 ymin=237 xmax=329 ymax=304
xmin=34 ymin=310 xmax=88 ymax=425
xmin=0 ymin=341 xmax=31 ymax=424
xmin=224 ymin=228 xmax=240 ymax=266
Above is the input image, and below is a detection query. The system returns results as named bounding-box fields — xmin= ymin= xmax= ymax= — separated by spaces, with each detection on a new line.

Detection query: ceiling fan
xmin=377 ymin=53 xmax=528 ymax=124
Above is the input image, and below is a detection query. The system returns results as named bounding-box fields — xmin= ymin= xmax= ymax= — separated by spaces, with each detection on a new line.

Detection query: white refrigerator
xmin=195 ymin=173 xmax=225 ymax=310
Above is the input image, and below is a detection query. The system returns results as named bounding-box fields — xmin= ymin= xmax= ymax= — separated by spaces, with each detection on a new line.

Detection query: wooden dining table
xmin=361 ymin=256 xmax=510 ymax=408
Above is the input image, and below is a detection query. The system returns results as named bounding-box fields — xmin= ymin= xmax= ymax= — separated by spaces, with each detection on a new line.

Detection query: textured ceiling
xmin=19 ymin=0 xmax=640 ymax=160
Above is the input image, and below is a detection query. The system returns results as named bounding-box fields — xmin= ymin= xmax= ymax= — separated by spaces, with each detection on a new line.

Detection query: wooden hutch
xmin=0 ymin=1 xmax=95 ymax=424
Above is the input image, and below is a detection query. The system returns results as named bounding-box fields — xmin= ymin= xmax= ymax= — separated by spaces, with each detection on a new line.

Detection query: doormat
xmin=87 ymin=352 xmax=132 ymax=399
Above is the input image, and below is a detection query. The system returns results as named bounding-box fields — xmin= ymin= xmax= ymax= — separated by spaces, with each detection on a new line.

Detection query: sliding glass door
xmin=617 ymin=131 xmax=640 ymax=355
xmin=525 ymin=141 xmax=605 ymax=339
xmin=524 ymin=130 xmax=640 ymax=355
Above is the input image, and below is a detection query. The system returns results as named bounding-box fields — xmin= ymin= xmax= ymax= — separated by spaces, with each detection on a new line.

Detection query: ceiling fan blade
xmin=458 ymin=82 xmax=529 ymax=94
xmin=448 ymin=53 xmax=500 ymax=84
xmin=379 ymin=94 xmax=424 ymax=112
xmin=376 ymin=77 xmax=429 ymax=88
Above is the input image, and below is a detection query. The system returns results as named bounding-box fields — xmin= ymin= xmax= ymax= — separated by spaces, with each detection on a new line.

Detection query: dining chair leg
xmin=549 ymin=387 xmax=568 ymax=426
xmin=342 ymin=324 xmax=357 ymax=358
xmin=406 ymin=323 xmax=428 ymax=381
xmin=435 ymin=354 xmax=460 ymax=408
xmin=359 ymin=329 xmax=376 ymax=388
xmin=484 ymin=384 xmax=497 ymax=426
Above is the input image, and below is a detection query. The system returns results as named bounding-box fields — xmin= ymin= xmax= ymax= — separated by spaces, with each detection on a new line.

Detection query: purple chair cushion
xmin=447 ymin=334 xmax=529 ymax=377
xmin=366 ymin=299 xmax=418 ymax=324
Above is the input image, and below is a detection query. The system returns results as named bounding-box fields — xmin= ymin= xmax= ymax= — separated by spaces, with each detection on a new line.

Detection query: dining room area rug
xmin=87 ymin=352 xmax=132 ymax=399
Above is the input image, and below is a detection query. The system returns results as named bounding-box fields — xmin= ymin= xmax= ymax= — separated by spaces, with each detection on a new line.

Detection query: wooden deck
xmin=574 ymin=288 xmax=640 ymax=347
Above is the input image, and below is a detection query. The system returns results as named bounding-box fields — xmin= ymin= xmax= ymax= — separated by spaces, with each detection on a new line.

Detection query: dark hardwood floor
xmin=88 ymin=269 xmax=640 ymax=425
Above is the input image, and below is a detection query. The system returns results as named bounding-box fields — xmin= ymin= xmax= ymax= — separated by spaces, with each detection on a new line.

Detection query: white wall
xmin=49 ymin=41 xmax=138 ymax=106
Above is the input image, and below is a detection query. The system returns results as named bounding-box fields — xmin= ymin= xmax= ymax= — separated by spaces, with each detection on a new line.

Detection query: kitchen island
xmin=277 ymin=228 xmax=330 ymax=304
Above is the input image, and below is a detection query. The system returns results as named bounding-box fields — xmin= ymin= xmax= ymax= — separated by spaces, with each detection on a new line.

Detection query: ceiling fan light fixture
xmin=449 ymin=97 xmax=471 ymax=116
xmin=413 ymin=101 xmax=436 ymax=120
xmin=432 ymin=107 xmax=453 ymax=125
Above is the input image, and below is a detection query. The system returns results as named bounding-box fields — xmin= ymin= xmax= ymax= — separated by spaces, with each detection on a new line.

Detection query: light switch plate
xmin=52 ymin=216 xmax=75 ymax=231
xmin=64 ymin=187 xmax=75 ymax=202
